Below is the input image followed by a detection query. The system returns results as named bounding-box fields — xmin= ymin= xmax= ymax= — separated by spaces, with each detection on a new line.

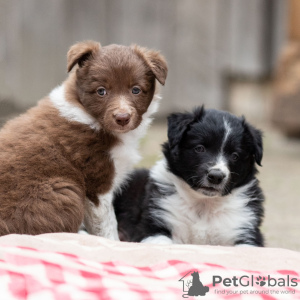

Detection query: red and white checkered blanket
xmin=0 ymin=245 xmax=299 ymax=300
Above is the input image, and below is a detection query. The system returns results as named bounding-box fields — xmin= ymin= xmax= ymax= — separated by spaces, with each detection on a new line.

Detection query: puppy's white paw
xmin=78 ymin=230 xmax=89 ymax=235
xmin=141 ymin=235 xmax=173 ymax=245
xmin=235 ymin=244 xmax=256 ymax=247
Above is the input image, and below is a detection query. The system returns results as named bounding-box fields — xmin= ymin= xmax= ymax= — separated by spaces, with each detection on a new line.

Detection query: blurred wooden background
xmin=0 ymin=0 xmax=287 ymax=117
xmin=270 ymin=0 xmax=300 ymax=136
xmin=289 ymin=0 xmax=300 ymax=40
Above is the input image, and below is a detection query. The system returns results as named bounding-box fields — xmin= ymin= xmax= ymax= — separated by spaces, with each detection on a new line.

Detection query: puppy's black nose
xmin=207 ymin=169 xmax=225 ymax=184
xmin=114 ymin=113 xmax=131 ymax=126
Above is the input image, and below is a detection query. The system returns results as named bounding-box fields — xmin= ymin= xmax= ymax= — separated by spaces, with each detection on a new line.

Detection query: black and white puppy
xmin=114 ymin=106 xmax=265 ymax=246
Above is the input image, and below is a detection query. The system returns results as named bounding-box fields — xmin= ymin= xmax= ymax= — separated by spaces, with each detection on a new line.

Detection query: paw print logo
xmin=256 ymin=276 xmax=266 ymax=286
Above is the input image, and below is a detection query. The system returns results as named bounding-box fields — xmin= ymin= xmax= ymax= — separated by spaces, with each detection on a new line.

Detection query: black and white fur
xmin=114 ymin=107 xmax=265 ymax=246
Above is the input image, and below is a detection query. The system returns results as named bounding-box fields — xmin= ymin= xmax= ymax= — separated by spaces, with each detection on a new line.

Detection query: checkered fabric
xmin=0 ymin=246 xmax=299 ymax=300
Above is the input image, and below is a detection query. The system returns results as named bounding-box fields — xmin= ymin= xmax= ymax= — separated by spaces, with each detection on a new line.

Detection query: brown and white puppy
xmin=0 ymin=40 xmax=167 ymax=239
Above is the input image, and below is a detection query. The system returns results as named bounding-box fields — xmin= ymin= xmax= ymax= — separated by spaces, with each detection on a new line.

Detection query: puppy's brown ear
xmin=132 ymin=45 xmax=168 ymax=85
xmin=67 ymin=40 xmax=101 ymax=72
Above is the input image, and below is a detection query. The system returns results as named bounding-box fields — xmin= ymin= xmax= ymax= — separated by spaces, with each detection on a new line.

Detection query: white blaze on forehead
xmin=222 ymin=117 xmax=232 ymax=151
xmin=117 ymin=96 xmax=132 ymax=113
xmin=208 ymin=118 xmax=232 ymax=180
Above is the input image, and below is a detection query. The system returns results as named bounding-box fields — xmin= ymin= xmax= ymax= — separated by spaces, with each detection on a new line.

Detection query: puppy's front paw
xmin=235 ymin=244 xmax=256 ymax=247
xmin=141 ymin=235 xmax=173 ymax=245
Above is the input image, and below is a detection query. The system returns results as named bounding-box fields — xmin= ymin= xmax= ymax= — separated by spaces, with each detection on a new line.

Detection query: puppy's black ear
xmin=132 ymin=45 xmax=168 ymax=85
xmin=192 ymin=106 xmax=205 ymax=123
xmin=168 ymin=106 xmax=205 ymax=155
xmin=67 ymin=40 xmax=101 ymax=72
xmin=243 ymin=119 xmax=263 ymax=166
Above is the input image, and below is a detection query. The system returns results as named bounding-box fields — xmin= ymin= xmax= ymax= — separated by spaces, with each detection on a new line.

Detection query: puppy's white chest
xmin=109 ymin=99 xmax=159 ymax=193
xmin=110 ymin=135 xmax=140 ymax=191
xmin=175 ymin=209 xmax=236 ymax=245
xmin=161 ymin=193 xmax=251 ymax=246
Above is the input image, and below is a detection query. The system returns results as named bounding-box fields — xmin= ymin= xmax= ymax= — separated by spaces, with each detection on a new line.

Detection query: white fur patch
xmin=150 ymin=159 xmax=256 ymax=246
xmin=84 ymin=192 xmax=119 ymax=240
xmin=110 ymin=95 xmax=160 ymax=194
xmin=118 ymin=97 xmax=132 ymax=112
xmin=83 ymin=95 xmax=160 ymax=238
xmin=209 ymin=118 xmax=232 ymax=180
xmin=210 ymin=155 xmax=230 ymax=179
xmin=222 ymin=118 xmax=232 ymax=151
xmin=141 ymin=235 xmax=173 ymax=245
xmin=49 ymin=84 xmax=100 ymax=130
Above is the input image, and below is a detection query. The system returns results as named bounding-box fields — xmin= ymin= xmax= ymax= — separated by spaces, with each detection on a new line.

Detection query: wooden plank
xmin=172 ymin=0 xmax=220 ymax=110
xmin=229 ymin=0 xmax=270 ymax=77
xmin=271 ymin=0 xmax=288 ymax=69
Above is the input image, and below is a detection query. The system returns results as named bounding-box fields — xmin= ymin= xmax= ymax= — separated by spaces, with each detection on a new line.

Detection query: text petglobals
xmin=213 ymin=275 xmax=298 ymax=287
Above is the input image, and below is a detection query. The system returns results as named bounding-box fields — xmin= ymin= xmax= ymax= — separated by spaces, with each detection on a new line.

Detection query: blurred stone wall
xmin=0 ymin=0 xmax=287 ymax=116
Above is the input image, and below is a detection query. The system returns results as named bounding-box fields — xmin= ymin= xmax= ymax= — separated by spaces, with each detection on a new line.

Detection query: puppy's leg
xmin=141 ymin=235 xmax=173 ymax=245
xmin=235 ymin=228 xmax=264 ymax=247
xmin=84 ymin=192 xmax=119 ymax=240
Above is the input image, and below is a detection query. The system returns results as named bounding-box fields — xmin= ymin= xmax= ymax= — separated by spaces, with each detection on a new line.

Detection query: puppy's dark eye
xmin=195 ymin=145 xmax=205 ymax=153
xmin=231 ymin=152 xmax=239 ymax=161
xmin=132 ymin=87 xmax=141 ymax=95
xmin=97 ymin=87 xmax=106 ymax=96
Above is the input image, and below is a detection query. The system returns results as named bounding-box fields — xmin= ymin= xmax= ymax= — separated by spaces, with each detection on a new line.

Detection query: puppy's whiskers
xmin=187 ymin=175 xmax=199 ymax=183
xmin=223 ymin=184 xmax=232 ymax=195
xmin=196 ymin=178 xmax=205 ymax=188
xmin=230 ymin=171 xmax=239 ymax=176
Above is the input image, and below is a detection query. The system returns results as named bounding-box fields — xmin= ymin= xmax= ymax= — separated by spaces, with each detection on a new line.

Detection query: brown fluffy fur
xmin=0 ymin=41 xmax=167 ymax=235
